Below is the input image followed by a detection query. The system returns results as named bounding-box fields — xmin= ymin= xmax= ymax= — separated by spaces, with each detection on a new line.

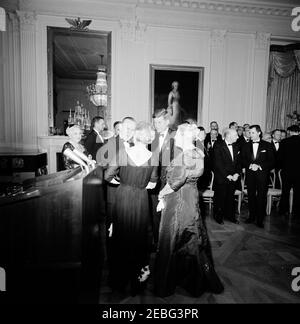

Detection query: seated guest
xmin=84 ymin=116 xmax=106 ymax=160
xmin=62 ymin=125 xmax=96 ymax=172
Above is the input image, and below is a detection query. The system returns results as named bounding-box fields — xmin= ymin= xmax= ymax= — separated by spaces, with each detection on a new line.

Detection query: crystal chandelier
xmin=68 ymin=101 xmax=91 ymax=131
xmin=86 ymin=54 xmax=108 ymax=109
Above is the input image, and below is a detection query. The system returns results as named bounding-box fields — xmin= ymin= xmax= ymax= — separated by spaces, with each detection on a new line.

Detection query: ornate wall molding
xmin=7 ymin=11 xmax=19 ymax=33
xmin=138 ymin=0 xmax=292 ymax=18
xmin=255 ymin=32 xmax=271 ymax=50
xmin=211 ymin=29 xmax=227 ymax=47
xmin=119 ymin=19 xmax=147 ymax=42
xmin=16 ymin=10 xmax=36 ymax=30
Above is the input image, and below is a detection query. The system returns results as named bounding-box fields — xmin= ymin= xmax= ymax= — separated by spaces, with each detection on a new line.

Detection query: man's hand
xmin=227 ymin=175 xmax=233 ymax=181
xmin=250 ymin=164 xmax=260 ymax=171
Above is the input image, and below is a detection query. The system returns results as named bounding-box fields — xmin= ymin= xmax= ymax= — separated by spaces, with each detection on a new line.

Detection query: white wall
xmin=0 ymin=0 xmax=300 ymax=150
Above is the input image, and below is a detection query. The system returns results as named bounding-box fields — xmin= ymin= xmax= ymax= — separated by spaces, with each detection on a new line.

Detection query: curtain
xmin=266 ymin=50 xmax=300 ymax=131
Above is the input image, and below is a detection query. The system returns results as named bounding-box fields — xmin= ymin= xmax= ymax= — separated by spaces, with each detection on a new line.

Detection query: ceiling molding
xmin=138 ymin=0 xmax=294 ymax=18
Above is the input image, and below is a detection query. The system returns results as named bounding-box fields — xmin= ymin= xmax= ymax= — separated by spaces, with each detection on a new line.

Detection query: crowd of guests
xmin=61 ymin=111 xmax=300 ymax=298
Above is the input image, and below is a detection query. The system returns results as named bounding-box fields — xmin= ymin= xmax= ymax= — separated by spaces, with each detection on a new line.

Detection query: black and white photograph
xmin=0 ymin=0 xmax=300 ymax=313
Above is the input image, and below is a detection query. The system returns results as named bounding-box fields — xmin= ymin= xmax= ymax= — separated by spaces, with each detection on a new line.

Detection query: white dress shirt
xmin=272 ymin=140 xmax=279 ymax=151
xmin=225 ymin=140 xmax=234 ymax=161
xmin=94 ymin=128 xmax=104 ymax=143
xmin=159 ymin=129 xmax=168 ymax=151
xmin=252 ymin=140 xmax=260 ymax=159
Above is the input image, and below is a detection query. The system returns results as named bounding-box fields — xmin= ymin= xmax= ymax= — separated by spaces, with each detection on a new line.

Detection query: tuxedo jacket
xmin=278 ymin=135 xmax=300 ymax=177
xmin=241 ymin=140 xmax=275 ymax=174
xmin=270 ymin=140 xmax=281 ymax=168
xmin=212 ymin=140 xmax=242 ymax=185
xmin=84 ymin=129 xmax=105 ymax=160
xmin=204 ymin=132 xmax=223 ymax=151
xmin=150 ymin=128 xmax=176 ymax=190
xmin=236 ymin=136 xmax=250 ymax=151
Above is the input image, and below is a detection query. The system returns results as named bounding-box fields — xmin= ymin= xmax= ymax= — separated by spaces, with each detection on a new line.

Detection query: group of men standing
xmin=83 ymin=114 xmax=299 ymax=236
xmin=207 ymin=122 xmax=300 ymax=228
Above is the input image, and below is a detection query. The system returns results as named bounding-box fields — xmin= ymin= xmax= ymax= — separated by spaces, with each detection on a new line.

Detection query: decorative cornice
xmin=119 ymin=19 xmax=147 ymax=42
xmin=255 ymin=32 xmax=271 ymax=50
xmin=138 ymin=0 xmax=292 ymax=18
xmin=16 ymin=10 xmax=36 ymax=26
xmin=211 ymin=29 xmax=227 ymax=47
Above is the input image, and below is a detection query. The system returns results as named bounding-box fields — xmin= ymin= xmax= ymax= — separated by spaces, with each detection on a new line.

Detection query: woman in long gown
xmin=154 ymin=123 xmax=224 ymax=297
xmin=104 ymin=122 xmax=158 ymax=294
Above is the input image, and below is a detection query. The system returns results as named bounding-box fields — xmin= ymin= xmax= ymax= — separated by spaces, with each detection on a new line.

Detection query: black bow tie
xmin=253 ymin=141 xmax=260 ymax=144
xmin=212 ymin=140 xmax=216 ymax=142
xmin=227 ymin=143 xmax=232 ymax=146
xmin=274 ymin=141 xmax=278 ymax=144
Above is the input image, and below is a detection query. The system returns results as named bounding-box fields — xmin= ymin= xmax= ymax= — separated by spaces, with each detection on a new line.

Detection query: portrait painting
xmin=150 ymin=64 xmax=204 ymax=126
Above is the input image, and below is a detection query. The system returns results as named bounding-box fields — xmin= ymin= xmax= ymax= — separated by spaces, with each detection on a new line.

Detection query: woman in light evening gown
xmin=154 ymin=123 xmax=224 ymax=297
xmin=104 ymin=122 xmax=158 ymax=295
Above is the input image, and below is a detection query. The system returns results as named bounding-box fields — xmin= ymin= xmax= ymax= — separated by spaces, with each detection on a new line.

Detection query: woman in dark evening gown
xmin=104 ymin=122 xmax=157 ymax=294
xmin=154 ymin=123 xmax=224 ymax=297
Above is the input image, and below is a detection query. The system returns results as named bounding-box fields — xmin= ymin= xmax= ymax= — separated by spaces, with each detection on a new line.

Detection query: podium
xmin=0 ymin=166 xmax=106 ymax=303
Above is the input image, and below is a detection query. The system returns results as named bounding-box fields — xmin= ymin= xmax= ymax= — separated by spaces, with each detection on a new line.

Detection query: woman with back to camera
xmin=104 ymin=121 xmax=158 ymax=295
xmin=154 ymin=123 xmax=224 ymax=298
xmin=62 ymin=125 xmax=96 ymax=172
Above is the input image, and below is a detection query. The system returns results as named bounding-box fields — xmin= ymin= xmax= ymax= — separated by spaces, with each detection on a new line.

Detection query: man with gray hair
xmin=212 ymin=128 xmax=241 ymax=224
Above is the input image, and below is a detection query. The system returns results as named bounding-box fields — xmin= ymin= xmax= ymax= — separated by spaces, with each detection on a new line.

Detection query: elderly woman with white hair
xmin=104 ymin=121 xmax=158 ymax=296
xmin=154 ymin=123 xmax=224 ymax=298
xmin=62 ymin=125 xmax=96 ymax=172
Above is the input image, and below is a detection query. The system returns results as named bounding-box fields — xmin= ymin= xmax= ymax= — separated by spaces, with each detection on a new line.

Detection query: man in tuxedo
xmin=241 ymin=125 xmax=275 ymax=227
xmin=204 ymin=121 xmax=222 ymax=152
xmin=237 ymin=125 xmax=251 ymax=149
xmin=150 ymin=108 xmax=176 ymax=247
xmin=212 ymin=128 xmax=241 ymax=224
xmin=84 ymin=116 xmax=105 ymax=160
xmin=278 ymin=125 xmax=300 ymax=217
xmin=271 ymin=129 xmax=282 ymax=188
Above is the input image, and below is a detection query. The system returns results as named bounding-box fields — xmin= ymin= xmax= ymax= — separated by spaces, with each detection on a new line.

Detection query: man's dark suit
xmin=278 ymin=135 xmax=300 ymax=216
xmin=270 ymin=139 xmax=281 ymax=188
xmin=241 ymin=140 xmax=275 ymax=226
xmin=212 ymin=140 xmax=241 ymax=222
xmin=149 ymin=128 xmax=176 ymax=245
xmin=204 ymin=132 xmax=222 ymax=151
xmin=84 ymin=129 xmax=105 ymax=160
xmin=236 ymin=136 xmax=250 ymax=150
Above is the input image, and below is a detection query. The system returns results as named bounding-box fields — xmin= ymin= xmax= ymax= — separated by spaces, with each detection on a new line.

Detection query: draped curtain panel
xmin=266 ymin=50 xmax=300 ymax=132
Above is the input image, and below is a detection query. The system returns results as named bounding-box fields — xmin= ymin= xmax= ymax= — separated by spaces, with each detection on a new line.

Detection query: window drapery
xmin=266 ymin=50 xmax=300 ymax=131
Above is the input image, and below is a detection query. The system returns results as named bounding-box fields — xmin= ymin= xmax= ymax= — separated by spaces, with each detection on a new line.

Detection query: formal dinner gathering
xmin=0 ymin=0 xmax=300 ymax=306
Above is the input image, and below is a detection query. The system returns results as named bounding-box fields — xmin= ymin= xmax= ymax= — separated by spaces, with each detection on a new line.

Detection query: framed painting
xmin=150 ymin=64 xmax=204 ymax=125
